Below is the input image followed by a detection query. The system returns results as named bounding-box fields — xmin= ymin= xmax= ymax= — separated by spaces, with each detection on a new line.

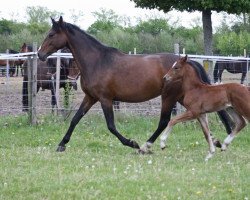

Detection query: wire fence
xmin=0 ymin=49 xmax=250 ymax=123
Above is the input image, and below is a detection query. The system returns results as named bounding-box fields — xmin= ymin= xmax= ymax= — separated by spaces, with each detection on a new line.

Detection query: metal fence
xmin=0 ymin=48 xmax=249 ymax=124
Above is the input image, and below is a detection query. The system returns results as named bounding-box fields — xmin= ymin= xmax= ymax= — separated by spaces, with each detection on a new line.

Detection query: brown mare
xmin=38 ymin=16 xmax=233 ymax=153
xmin=161 ymin=55 xmax=249 ymax=160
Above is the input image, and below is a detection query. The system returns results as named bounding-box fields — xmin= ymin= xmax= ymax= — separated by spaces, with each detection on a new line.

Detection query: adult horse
xmin=161 ymin=55 xmax=249 ymax=160
xmin=38 ymin=16 xmax=233 ymax=153
xmin=213 ymin=60 xmax=249 ymax=84
xmin=0 ymin=49 xmax=23 ymax=76
xmin=21 ymin=43 xmax=78 ymax=112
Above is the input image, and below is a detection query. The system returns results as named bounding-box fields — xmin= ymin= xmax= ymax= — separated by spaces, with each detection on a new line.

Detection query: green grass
xmin=0 ymin=113 xmax=249 ymax=200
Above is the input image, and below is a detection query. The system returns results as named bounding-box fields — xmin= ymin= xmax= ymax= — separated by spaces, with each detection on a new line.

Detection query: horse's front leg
xmin=139 ymin=96 xmax=177 ymax=154
xmin=100 ymin=98 xmax=140 ymax=149
xmin=160 ymin=110 xmax=195 ymax=150
xmin=57 ymin=95 xmax=97 ymax=152
xmin=197 ymin=114 xmax=215 ymax=161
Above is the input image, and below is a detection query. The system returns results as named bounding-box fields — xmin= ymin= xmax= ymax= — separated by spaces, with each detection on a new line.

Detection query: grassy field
xmin=0 ymin=113 xmax=249 ymax=200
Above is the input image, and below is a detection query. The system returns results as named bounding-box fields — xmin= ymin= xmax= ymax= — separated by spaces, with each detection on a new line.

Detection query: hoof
xmin=212 ymin=139 xmax=222 ymax=148
xmin=137 ymin=149 xmax=153 ymax=155
xmin=129 ymin=139 xmax=140 ymax=149
xmin=161 ymin=146 xmax=166 ymax=150
xmin=56 ymin=145 xmax=66 ymax=152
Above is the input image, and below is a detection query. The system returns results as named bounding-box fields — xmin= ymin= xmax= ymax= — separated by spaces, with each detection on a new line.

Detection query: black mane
xmin=188 ymin=60 xmax=211 ymax=85
xmin=63 ymin=22 xmax=120 ymax=54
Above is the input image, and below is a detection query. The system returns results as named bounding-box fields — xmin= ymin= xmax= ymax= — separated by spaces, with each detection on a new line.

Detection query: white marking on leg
xmin=222 ymin=134 xmax=234 ymax=151
xmin=205 ymin=134 xmax=215 ymax=161
xmin=160 ymin=126 xmax=172 ymax=149
xmin=139 ymin=142 xmax=152 ymax=153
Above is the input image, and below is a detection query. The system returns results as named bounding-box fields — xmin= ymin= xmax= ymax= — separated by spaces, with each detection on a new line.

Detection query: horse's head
xmin=38 ymin=16 xmax=67 ymax=61
xmin=20 ymin=43 xmax=33 ymax=53
xmin=163 ymin=55 xmax=188 ymax=82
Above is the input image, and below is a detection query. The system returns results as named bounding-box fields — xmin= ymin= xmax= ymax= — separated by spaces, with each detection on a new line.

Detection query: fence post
xmin=31 ymin=43 xmax=37 ymax=124
xmin=6 ymin=49 xmax=9 ymax=81
xmin=174 ymin=43 xmax=179 ymax=54
xmin=56 ymin=49 xmax=61 ymax=114
xmin=27 ymin=43 xmax=37 ymax=125
xmin=27 ymin=56 xmax=32 ymax=122
xmin=203 ymin=60 xmax=214 ymax=82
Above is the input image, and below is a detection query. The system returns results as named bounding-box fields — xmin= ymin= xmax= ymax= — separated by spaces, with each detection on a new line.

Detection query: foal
xmin=160 ymin=55 xmax=250 ymax=160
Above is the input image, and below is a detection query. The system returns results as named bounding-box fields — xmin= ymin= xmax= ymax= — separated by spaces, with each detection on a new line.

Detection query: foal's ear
xmin=180 ymin=55 xmax=188 ymax=63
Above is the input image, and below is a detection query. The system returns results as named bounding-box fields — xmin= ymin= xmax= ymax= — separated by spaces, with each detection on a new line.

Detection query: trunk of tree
xmin=202 ymin=10 xmax=213 ymax=55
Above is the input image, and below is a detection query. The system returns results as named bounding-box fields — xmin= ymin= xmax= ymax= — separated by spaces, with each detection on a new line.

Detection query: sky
xmin=0 ymin=0 xmax=237 ymax=30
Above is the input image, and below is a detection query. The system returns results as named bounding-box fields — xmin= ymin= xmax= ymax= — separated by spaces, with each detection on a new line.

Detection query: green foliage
xmin=87 ymin=8 xmax=122 ymax=34
xmin=214 ymin=30 xmax=250 ymax=55
xmin=0 ymin=7 xmax=249 ymax=55
xmin=131 ymin=0 xmax=250 ymax=14
xmin=134 ymin=18 xmax=170 ymax=36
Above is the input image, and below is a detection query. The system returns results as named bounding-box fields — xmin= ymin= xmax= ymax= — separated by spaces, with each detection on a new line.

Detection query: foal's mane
xmin=187 ymin=60 xmax=211 ymax=85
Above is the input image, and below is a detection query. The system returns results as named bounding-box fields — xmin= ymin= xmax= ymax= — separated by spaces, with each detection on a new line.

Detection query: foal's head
xmin=163 ymin=55 xmax=188 ymax=82
xmin=38 ymin=16 xmax=68 ymax=61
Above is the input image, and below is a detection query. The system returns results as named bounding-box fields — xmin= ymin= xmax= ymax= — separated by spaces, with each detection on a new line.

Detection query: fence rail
xmin=0 ymin=49 xmax=249 ymax=124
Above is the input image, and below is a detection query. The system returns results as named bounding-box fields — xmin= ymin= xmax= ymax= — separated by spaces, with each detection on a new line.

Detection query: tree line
xmin=0 ymin=6 xmax=249 ymax=56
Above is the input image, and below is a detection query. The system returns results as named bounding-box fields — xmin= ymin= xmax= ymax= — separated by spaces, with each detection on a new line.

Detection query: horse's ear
xmin=51 ymin=17 xmax=56 ymax=25
xmin=58 ymin=16 xmax=64 ymax=26
xmin=180 ymin=55 xmax=188 ymax=63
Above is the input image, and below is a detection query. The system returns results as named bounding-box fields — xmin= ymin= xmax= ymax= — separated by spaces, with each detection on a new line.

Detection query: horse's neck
xmin=66 ymin=30 xmax=103 ymax=79
xmin=182 ymin=67 xmax=204 ymax=91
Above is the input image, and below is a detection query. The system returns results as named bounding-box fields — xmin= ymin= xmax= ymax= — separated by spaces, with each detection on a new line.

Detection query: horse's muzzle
xmin=163 ymin=74 xmax=172 ymax=82
xmin=37 ymin=52 xmax=47 ymax=61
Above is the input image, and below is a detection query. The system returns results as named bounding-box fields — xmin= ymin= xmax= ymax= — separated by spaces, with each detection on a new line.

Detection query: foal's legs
xmin=197 ymin=114 xmax=215 ymax=161
xmin=221 ymin=109 xmax=246 ymax=151
xmin=100 ymin=98 xmax=140 ymax=149
xmin=160 ymin=110 xmax=196 ymax=149
xmin=139 ymin=97 xmax=176 ymax=153
xmin=57 ymin=95 xmax=97 ymax=152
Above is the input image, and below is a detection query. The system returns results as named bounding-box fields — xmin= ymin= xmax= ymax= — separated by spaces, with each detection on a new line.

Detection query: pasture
xmin=0 ymin=113 xmax=249 ymax=199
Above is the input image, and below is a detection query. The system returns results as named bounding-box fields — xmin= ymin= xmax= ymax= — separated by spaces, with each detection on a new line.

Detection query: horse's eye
xmin=48 ymin=33 xmax=54 ymax=38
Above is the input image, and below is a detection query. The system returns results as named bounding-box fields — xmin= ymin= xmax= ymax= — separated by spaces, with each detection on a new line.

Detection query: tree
xmin=134 ymin=18 xmax=170 ymax=36
xmin=26 ymin=6 xmax=63 ymax=34
xmin=130 ymin=0 xmax=250 ymax=55
xmin=87 ymin=8 xmax=122 ymax=34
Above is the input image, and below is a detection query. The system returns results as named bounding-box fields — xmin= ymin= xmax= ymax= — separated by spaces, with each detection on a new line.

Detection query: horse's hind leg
xmin=221 ymin=108 xmax=246 ymax=151
xmin=57 ymin=95 xmax=97 ymax=152
xmin=197 ymin=114 xmax=215 ymax=161
xmin=100 ymin=98 xmax=140 ymax=149
xmin=51 ymin=89 xmax=57 ymax=112
xmin=241 ymin=72 xmax=247 ymax=85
